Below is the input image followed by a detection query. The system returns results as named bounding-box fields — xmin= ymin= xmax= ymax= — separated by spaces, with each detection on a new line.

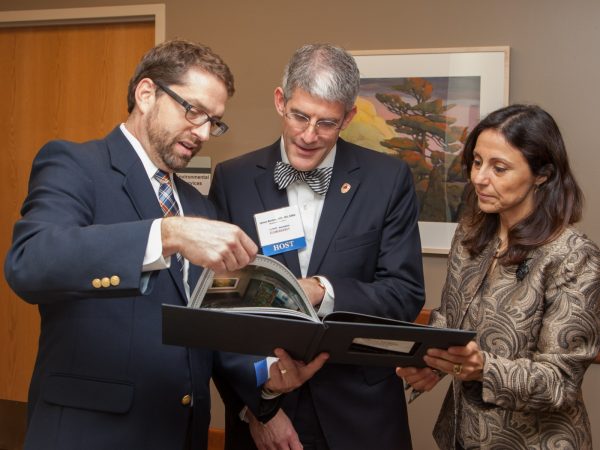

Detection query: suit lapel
xmin=254 ymin=143 xmax=302 ymax=277
xmin=106 ymin=127 xmax=188 ymax=302
xmin=308 ymin=140 xmax=360 ymax=275
xmin=107 ymin=128 xmax=162 ymax=221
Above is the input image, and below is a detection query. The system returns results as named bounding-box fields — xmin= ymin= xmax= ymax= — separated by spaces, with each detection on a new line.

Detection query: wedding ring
xmin=279 ymin=368 xmax=287 ymax=375
xmin=453 ymin=364 xmax=463 ymax=375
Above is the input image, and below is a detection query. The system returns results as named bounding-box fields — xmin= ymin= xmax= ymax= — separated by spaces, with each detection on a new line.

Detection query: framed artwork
xmin=341 ymin=47 xmax=509 ymax=253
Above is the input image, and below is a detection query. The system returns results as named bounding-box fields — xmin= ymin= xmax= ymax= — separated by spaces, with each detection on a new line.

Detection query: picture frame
xmin=342 ymin=47 xmax=510 ymax=254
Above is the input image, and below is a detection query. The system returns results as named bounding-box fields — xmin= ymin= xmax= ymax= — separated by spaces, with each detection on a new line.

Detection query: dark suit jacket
xmin=209 ymin=138 xmax=425 ymax=450
xmin=4 ymin=127 xmax=215 ymax=450
xmin=431 ymin=226 xmax=600 ymax=450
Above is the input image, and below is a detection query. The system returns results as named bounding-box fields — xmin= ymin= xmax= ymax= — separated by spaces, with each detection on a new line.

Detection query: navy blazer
xmin=5 ymin=127 xmax=214 ymax=450
xmin=209 ymin=138 xmax=425 ymax=450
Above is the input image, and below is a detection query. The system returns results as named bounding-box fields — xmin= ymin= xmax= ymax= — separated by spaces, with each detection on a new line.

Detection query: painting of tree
xmin=341 ymin=76 xmax=480 ymax=223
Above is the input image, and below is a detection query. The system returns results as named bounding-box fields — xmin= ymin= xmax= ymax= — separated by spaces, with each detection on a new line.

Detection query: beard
xmin=145 ymin=110 xmax=201 ymax=172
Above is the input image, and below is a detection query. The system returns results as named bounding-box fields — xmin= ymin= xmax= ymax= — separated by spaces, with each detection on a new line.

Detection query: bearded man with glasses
xmin=210 ymin=43 xmax=425 ymax=450
xmin=4 ymin=39 xmax=326 ymax=450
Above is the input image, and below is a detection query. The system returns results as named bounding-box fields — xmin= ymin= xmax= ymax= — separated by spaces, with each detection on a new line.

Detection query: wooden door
xmin=0 ymin=21 xmax=154 ymax=404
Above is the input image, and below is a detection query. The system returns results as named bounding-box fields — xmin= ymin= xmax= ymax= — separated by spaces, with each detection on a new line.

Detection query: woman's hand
xmin=424 ymin=341 xmax=484 ymax=381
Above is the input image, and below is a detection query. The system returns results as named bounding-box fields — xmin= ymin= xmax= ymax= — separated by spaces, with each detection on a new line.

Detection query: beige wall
xmin=2 ymin=1 xmax=599 ymax=448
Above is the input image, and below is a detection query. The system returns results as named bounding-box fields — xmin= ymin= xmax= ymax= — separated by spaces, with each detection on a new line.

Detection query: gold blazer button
xmin=181 ymin=394 xmax=192 ymax=406
xmin=101 ymin=277 xmax=111 ymax=288
xmin=110 ymin=275 xmax=120 ymax=286
xmin=92 ymin=278 xmax=102 ymax=289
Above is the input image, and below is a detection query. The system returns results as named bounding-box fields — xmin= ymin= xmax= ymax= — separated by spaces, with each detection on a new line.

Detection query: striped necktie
xmin=154 ymin=169 xmax=183 ymax=266
xmin=273 ymin=161 xmax=333 ymax=195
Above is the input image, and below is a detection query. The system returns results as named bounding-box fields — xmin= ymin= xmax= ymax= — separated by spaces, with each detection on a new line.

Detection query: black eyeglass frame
xmin=153 ymin=80 xmax=229 ymax=137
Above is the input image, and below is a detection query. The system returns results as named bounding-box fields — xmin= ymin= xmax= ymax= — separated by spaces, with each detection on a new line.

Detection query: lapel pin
xmin=341 ymin=183 xmax=351 ymax=194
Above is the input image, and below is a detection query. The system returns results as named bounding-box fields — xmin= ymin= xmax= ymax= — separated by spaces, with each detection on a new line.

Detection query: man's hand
xmin=248 ymin=408 xmax=302 ymax=450
xmin=264 ymin=348 xmax=328 ymax=394
xmin=297 ymin=277 xmax=325 ymax=307
xmin=395 ymin=366 xmax=442 ymax=393
xmin=161 ymin=216 xmax=258 ymax=272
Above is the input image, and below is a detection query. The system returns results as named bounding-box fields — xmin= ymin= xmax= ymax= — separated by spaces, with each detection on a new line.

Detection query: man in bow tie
xmin=210 ymin=43 xmax=425 ymax=450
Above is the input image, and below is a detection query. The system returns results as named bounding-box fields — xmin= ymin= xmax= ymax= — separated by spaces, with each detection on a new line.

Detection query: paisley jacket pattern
xmin=431 ymin=226 xmax=600 ymax=450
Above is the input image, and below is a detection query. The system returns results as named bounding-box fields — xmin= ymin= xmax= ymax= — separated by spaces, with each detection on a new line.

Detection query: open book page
xmin=189 ymin=255 xmax=319 ymax=321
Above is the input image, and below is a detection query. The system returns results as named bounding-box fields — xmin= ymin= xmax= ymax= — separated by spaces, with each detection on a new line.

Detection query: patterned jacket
xmin=430 ymin=226 xmax=600 ymax=450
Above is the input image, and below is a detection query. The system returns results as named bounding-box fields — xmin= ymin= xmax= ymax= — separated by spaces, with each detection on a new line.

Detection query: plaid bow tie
xmin=273 ymin=161 xmax=333 ymax=195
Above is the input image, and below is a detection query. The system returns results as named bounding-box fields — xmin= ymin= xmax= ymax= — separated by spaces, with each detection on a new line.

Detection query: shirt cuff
xmin=254 ymin=356 xmax=279 ymax=387
xmin=239 ymin=405 xmax=250 ymax=423
xmin=261 ymin=386 xmax=282 ymax=400
xmin=142 ymin=219 xmax=171 ymax=272
xmin=314 ymin=276 xmax=335 ymax=317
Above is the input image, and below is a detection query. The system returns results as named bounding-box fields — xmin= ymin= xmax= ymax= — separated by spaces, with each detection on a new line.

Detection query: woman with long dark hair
xmin=398 ymin=104 xmax=600 ymax=449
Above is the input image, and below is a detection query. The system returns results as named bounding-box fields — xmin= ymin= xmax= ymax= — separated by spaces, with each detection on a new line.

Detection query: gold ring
xmin=453 ymin=364 xmax=462 ymax=375
xmin=280 ymin=368 xmax=287 ymax=375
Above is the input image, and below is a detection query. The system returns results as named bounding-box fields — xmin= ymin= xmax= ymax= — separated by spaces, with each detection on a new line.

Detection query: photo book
xmin=163 ymin=255 xmax=475 ymax=367
xmin=188 ymin=254 xmax=319 ymax=321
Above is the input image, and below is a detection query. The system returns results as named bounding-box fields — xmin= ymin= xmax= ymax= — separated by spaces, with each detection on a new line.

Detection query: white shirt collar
xmin=120 ymin=123 xmax=165 ymax=181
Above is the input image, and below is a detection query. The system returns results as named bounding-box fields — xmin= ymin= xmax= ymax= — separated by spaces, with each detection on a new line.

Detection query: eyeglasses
xmin=284 ymin=112 xmax=343 ymax=135
xmin=154 ymin=80 xmax=229 ymax=137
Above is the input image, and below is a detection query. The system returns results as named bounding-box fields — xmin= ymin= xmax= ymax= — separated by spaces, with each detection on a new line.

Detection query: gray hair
xmin=281 ymin=43 xmax=360 ymax=112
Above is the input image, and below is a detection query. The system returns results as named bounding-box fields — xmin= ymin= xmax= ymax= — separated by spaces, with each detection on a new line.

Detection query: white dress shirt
xmin=279 ymin=138 xmax=335 ymax=316
xmin=120 ymin=123 xmax=190 ymax=299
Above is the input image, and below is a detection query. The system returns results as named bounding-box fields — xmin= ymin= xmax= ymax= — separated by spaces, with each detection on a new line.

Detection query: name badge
xmin=254 ymin=205 xmax=306 ymax=256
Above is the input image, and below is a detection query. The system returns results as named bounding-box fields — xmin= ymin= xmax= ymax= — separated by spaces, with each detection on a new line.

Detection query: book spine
xmin=304 ymin=324 xmax=327 ymax=362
